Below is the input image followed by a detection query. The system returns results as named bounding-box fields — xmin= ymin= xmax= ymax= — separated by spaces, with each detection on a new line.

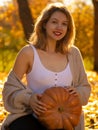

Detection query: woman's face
xmin=45 ymin=11 xmax=68 ymax=42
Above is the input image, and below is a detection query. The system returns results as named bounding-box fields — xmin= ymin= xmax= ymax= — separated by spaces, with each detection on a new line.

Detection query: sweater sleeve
xmin=70 ymin=46 xmax=91 ymax=106
xmin=2 ymin=70 xmax=33 ymax=113
xmin=75 ymin=48 xmax=91 ymax=106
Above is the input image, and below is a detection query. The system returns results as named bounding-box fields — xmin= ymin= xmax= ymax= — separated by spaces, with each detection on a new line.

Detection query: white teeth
xmin=54 ymin=32 xmax=62 ymax=35
xmin=55 ymin=32 xmax=61 ymax=34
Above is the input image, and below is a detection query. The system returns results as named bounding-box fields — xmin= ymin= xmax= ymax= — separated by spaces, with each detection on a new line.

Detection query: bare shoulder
xmin=18 ymin=44 xmax=34 ymax=57
xmin=15 ymin=44 xmax=34 ymax=69
xmin=13 ymin=44 xmax=34 ymax=79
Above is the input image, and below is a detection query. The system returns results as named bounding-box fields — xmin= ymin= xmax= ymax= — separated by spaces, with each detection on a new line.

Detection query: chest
xmin=37 ymin=50 xmax=67 ymax=72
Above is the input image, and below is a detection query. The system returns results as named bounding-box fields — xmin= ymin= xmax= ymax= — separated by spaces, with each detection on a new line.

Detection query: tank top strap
xmin=30 ymin=44 xmax=41 ymax=65
xmin=30 ymin=44 xmax=37 ymax=55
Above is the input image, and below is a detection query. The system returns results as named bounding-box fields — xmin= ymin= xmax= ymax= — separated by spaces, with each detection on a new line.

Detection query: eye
xmin=52 ymin=20 xmax=57 ymax=24
xmin=62 ymin=22 xmax=68 ymax=26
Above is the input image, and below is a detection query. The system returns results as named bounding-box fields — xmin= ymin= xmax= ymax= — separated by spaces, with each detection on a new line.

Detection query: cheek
xmin=64 ymin=27 xmax=68 ymax=35
xmin=46 ymin=22 xmax=55 ymax=30
xmin=45 ymin=24 xmax=54 ymax=34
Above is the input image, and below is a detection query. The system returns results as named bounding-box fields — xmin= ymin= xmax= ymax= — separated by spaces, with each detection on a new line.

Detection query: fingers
xmin=29 ymin=93 xmax=47 ymax=116
xmin=65 ymin=87 xmax=78 ymax=96
xmin=33 ymin=102 xmax=47 ymax=116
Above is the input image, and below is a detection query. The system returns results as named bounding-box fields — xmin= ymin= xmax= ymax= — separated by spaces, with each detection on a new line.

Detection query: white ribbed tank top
xmin=26 ymin=45 xmax=73 ymax=94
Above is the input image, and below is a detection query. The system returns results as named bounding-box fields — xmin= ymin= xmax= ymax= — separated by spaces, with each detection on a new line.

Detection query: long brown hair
xmin=29 ymin=2 xmax=75 ymax=54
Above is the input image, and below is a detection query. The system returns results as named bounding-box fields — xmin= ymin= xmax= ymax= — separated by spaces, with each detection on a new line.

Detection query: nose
xmin=56 ymin=24 xmax=62 ymax=30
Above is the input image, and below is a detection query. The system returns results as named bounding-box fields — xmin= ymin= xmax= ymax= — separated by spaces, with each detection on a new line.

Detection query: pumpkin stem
xmin=58 ymin=107 xmax=64 ymax=112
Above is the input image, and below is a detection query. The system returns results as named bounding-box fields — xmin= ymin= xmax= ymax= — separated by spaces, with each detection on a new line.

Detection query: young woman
xmin=1 ymin=2 xmax=91 ymax=130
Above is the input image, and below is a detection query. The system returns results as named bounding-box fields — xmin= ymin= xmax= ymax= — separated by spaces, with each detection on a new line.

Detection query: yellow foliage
xmin=0 ymin=26 xmax=3 ymax=31
xmin=29 ymin=0 xmax=49 ymax=20
xmin=71 ymin=2 xmax=94 ymax=58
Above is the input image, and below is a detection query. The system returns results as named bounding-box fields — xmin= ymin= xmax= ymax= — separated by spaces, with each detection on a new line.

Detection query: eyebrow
xmin=51 ymin=18 xmax=69 ymax=23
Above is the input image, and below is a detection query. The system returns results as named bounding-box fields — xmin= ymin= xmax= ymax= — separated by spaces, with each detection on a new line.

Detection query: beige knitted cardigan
xmin=1 ymin=46 xmax=91 ymax=130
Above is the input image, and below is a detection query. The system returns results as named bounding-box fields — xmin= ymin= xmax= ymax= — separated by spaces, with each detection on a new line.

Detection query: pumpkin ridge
xmin=62 ymin=114 xmax=73 ymax=130
xmin=41 ymin=93 xmax=56 ymax=108
xmin=67 ymin=95 xmax=80 ymax=106
xmin=65 ymin=113 xmax=81 ymax=126
xmin=43 ymin=87 xmax=59 ymax=103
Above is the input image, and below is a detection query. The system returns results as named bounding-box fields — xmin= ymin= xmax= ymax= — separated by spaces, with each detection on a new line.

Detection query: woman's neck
xmin=46 ymin=40 xmax=57 ymax=53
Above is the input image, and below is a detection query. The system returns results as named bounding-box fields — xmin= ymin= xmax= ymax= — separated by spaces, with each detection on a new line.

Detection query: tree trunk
xmin=17 ymin=0 xmax=34 ymax=40
xmin=92 ymin=0 xmax=98 ymax=71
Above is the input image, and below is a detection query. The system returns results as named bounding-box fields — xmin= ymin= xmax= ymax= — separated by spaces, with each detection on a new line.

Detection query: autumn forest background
xmin=0 ymin=0 xmax=98 ymax=129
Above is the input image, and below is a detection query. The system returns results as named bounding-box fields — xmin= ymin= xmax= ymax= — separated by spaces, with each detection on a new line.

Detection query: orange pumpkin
xmin=38 ymin=86 xmax=82 ymax=130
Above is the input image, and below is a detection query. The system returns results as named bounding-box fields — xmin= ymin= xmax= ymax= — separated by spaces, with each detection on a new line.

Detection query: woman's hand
xmin=65 ymin=86 xmax=79 ymax=96
xmin=29 ymin=93 xmax=47 ymax=116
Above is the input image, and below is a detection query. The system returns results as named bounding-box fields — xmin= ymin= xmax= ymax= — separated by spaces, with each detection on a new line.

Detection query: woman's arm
xmin=13 ymin=45 xmax=34 ymax=80
xmin=2 ymin=45 xmax=34 ymax=113
xmin=2 ymin=45 xmax=47 ymax=114
xmin=74 ymin=47 xmax=91 ymax=106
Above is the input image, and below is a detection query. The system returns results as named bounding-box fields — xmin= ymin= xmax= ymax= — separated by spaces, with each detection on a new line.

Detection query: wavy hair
xmin=29 ymin=2 xmax=75 ymax=54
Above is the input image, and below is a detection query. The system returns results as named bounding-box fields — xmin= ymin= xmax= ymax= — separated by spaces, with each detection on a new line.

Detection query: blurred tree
xmin=16 ymin=0 xmax=34 ymax=40
xmin=92 ymin=0 xmax=98 ymax=71
xmin=71 ymin=2 xmax=94 ymax=65
xmin=28 ymin=0 xmax=49 ymax=20
xmin=0 ymin=3 xmax=25 ymax=50
xmin=66 ymin=1 xmax=94 ymax=70
xmin=0 ymin=4 xmax=25 ymax=72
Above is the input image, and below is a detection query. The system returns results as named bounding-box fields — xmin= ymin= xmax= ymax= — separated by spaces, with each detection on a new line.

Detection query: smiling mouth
xmin=53 ymin=31 xmax=62 ymax=36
